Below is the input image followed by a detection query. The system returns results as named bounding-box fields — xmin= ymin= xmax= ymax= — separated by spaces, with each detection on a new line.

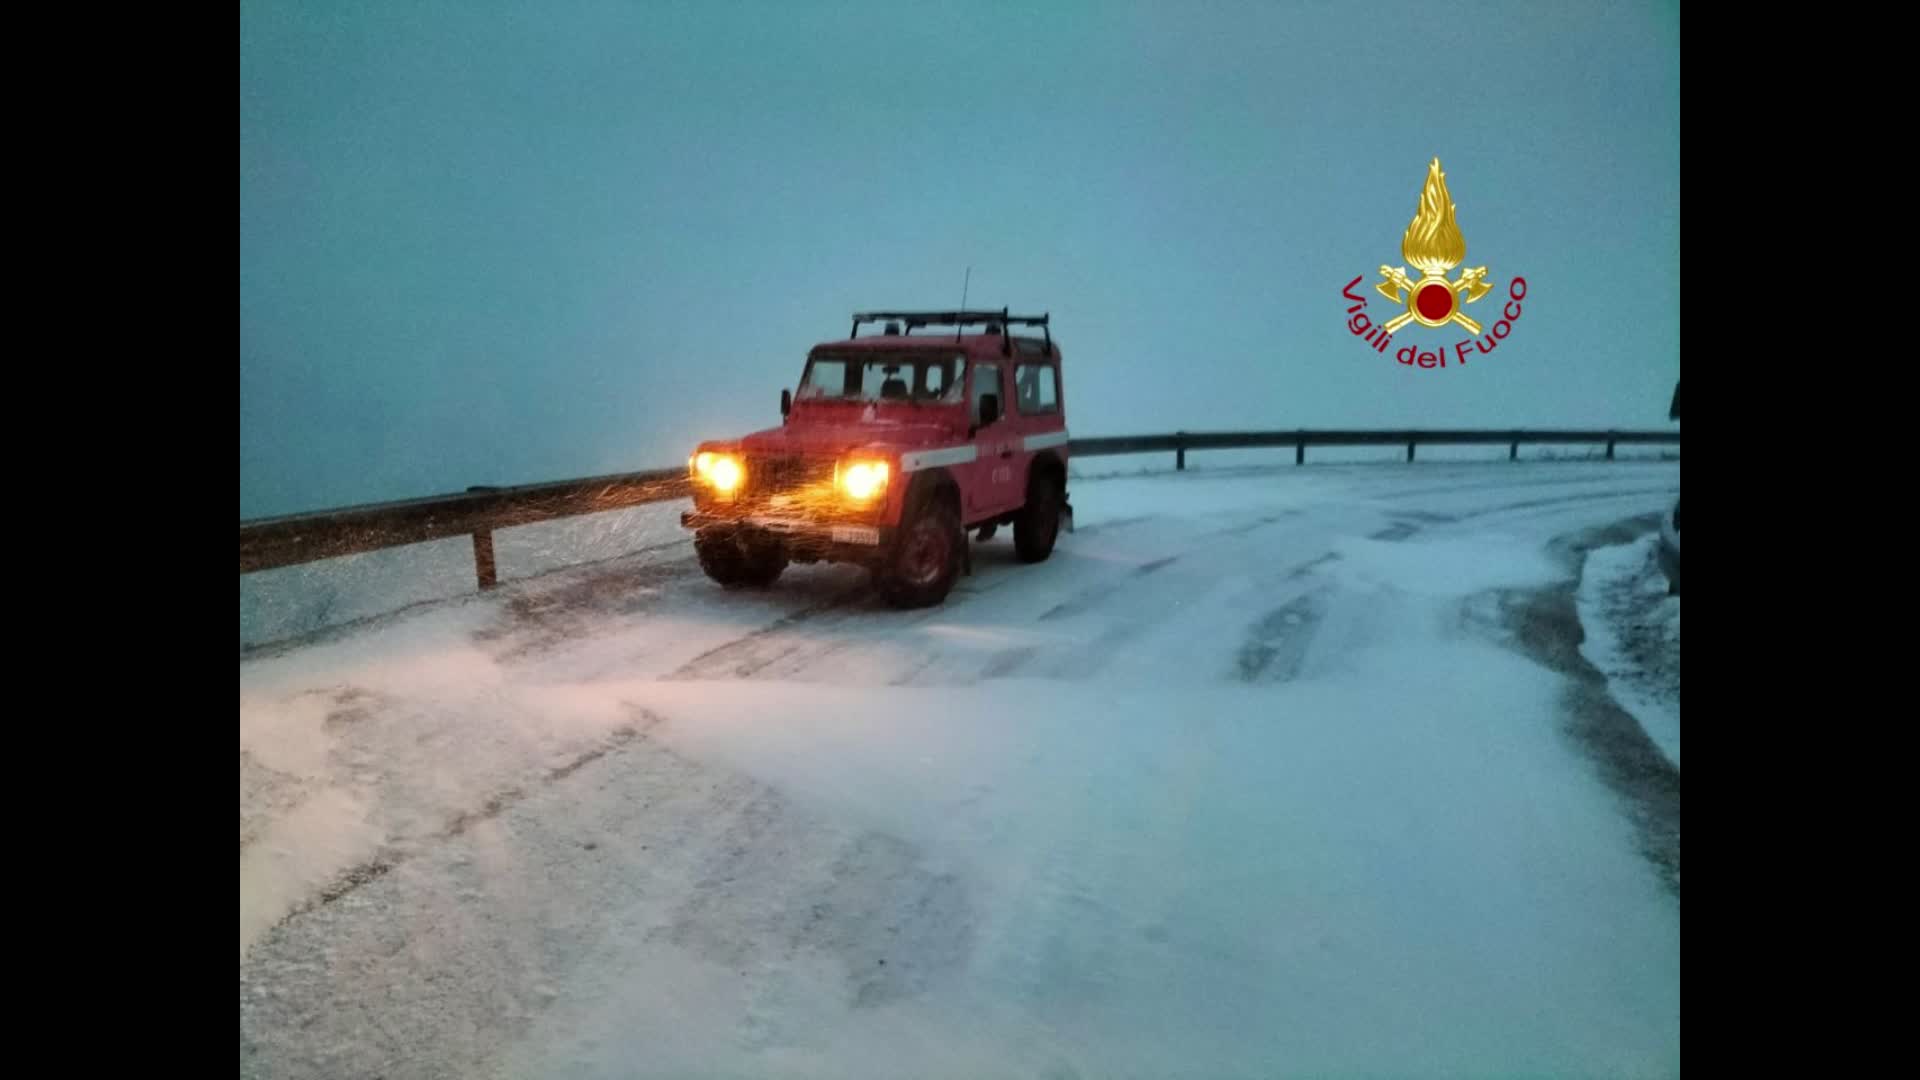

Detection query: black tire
xmin=695 ymin=525 xmax=787 ymax=589
xmin=975 ymin=523 xmax=997 ymax=542
xmin=1013 ymin=469 xmax=1063 ymax=563
xmin=877 ymin=495 xmax=963 ymax=608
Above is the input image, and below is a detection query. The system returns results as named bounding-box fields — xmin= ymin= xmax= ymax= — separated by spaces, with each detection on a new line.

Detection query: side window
xmin=919 ymin=355 xmax=963 ymax=400
xmin=971 ymin=364 xmax=1002 ymax=425
xmin=1014 ymin=363 xmax=1059 ymax=415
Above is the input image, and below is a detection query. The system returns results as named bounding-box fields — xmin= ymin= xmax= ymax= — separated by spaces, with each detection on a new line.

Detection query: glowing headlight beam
xmin=839 ymin=461 xmax=889 ymax=501
xmin=691 ymin=451 xmax=744 ymax=494
xmin=707 ymin=456 xmax=743 ymax=493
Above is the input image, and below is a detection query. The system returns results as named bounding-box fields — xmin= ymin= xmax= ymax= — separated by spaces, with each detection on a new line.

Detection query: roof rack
xmin=849 ymin=308 xmax=1051 ymax=355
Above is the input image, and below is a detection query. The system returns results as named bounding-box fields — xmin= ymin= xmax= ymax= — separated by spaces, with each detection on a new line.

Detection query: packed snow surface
xmin=241 ymin=460 xmax=1680 ymax=1078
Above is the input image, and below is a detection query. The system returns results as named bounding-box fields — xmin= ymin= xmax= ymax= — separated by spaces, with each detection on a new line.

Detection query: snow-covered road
xmin=240 ymin=460 xmax=1681 ymax=1078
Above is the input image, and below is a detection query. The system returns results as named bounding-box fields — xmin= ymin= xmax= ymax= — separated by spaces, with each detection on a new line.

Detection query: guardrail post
xmin=1606 ymin=431 xmax=1617 ymax=460
xmin=1296 ymin=430 xmax=1305 ymax=466
xmin=472 ymin=530 xmax=498 ymax=590
xmin=1406 ymin=440 xmax=1416 ymax=463
xmin=1176 ymin=431 xmax=1186 ymax=471
xmin=1510 ymin=435 xmax=1519 ymax=461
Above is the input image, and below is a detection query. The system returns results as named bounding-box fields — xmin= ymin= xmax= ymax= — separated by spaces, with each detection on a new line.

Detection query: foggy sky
xmin=240 ymin=0 xmax=1679 ymax=519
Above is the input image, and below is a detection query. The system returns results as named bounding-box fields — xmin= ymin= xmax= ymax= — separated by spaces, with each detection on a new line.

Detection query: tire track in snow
xmin=1448 ymin=486 xmax=1676 ymax=522
xmin=997 ymin=528 xmax=1345 ymax=685
xmin=243 ymin=701 xmax=976 ymax=1079
xmin=663 ymin=582 xmax=876 ymax=680
xmin=1209 ymin=509 xmax=1303 ymax=537
xmin=472 ymin=554 xmax=704 ymax=664
xmin=1135 ymin=555 xmax=1180 ymax=576
xmin=1033 ymin=506 xmax=1293 ymax=623
xmin=669 ymin=543 xmax=1075 ymax=685
xmin=1368 ymin=468 xmax=1663 ymax=503
xmin=1236 ymin=588 xmax=1332 ymax=683
xmin=1368 ymin=522 xmax=1421 ymax=542
xmin=263 ymin=707 xmax=664 ymax=936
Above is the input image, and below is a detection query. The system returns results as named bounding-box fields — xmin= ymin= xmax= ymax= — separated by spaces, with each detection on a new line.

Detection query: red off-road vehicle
xmin=682 ymin=309 xmax=1072 ymax=607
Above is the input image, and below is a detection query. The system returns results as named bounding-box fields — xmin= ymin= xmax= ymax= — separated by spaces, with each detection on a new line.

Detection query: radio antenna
xmin=956 ymin=266 xmax=971 ymax=342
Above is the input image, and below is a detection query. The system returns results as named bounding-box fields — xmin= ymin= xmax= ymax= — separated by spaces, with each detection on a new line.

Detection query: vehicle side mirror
xmin=979 ymin=393 xmax=1000 ymax=427
xmin=780 ymin=388 xmax=792 ymax=419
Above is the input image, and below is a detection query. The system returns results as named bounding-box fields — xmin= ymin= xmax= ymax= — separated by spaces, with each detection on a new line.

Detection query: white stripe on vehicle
xmin=900 ymin=444 xmax=978 ymax=471
xmin=1024 ymin=429 xmax=1070 ymax=452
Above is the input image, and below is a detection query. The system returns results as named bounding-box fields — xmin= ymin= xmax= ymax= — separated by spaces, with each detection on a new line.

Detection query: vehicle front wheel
xmin=877 ymin=497 xmax=962 ymax=608
xmin=695 ymin=525 xmax=787 ymax=588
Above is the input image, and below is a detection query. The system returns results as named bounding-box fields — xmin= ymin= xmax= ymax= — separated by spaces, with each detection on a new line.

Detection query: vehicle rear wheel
xmin=695 ymin=525 xmax=787 ymax=588
xmin=1014 ymin=470 xmax=1063 ymax=563
xmin=878 ymin=497 xmax=962 ymax=608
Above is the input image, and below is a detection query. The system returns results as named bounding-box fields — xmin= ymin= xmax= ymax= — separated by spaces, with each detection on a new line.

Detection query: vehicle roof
xmin=809 ymin=333 xmax=1060 ymax=360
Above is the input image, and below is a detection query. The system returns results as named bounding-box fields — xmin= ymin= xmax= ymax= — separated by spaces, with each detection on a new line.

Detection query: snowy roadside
xmin=1575 ymin=533 xmax=1680 ymax=767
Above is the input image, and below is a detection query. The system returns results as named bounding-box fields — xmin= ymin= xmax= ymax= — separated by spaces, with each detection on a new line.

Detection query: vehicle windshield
xmin=797 ymin=353 xmax=967 ymax=404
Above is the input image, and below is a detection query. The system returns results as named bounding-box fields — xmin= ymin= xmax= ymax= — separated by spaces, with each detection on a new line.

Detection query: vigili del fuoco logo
xmin=1342 ymin=158 xmax=1528 ymax=370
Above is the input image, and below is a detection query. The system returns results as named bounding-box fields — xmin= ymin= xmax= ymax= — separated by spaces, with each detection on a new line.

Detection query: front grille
xmin=744 ymin=454 xmax=835 ymax=498
xmin=690 ymin=453 xmax=877 ymax=523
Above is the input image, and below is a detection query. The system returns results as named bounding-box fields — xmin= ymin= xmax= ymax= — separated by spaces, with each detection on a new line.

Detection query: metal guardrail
xmin=1074 ymin=428 xmax=1680 ymax=470
xmin=238 ymin=468 xmax=689 ymax=583
xmin=239 ymin=429 xmax=1677 ymax=588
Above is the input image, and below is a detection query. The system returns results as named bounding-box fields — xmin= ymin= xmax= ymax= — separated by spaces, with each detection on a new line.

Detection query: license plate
xmin=831 ymin=526 xmax=880 ymax=546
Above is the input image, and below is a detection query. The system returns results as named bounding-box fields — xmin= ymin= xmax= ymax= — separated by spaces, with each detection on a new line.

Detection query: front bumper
xmin=682 ymin=510 xmax=896 ymax=563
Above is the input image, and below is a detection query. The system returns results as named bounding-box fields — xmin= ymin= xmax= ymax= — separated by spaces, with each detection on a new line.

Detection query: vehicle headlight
xmin=837 ymin=460 xmax=889 ymax=501
xmin=690 ymin=451 xmax=745 ymax=494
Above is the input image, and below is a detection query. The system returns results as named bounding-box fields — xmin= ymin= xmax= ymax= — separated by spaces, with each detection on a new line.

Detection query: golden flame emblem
xmin=1376 ymin=158 xmax=1493 ymax=333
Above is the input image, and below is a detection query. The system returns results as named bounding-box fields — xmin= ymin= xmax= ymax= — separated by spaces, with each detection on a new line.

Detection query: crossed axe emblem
xmin=1376 ymin=265 xmax=1493 ymax=335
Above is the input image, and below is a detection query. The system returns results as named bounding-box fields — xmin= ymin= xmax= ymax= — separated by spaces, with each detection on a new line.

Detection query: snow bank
xmin=1576 ymin=534 xmax=1680 ymax=767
